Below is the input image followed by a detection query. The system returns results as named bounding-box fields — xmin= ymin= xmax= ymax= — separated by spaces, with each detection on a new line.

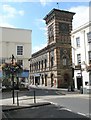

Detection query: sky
xmin=0 ymin=1 xmax=90 ymax=54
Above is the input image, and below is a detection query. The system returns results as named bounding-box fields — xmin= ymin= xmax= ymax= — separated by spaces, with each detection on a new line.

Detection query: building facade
xmin=29 ymin=9 xmax=75 ymax=88
xmin=0 ymin=27 xmax=32 ymax=70
xmin=71 ymin=22 xmax=91 ymax=91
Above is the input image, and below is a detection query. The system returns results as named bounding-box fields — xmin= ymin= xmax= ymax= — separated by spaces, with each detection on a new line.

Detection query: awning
xmin=34 ymin=73 xmax=40 ymax=77
xmin=18 ymin=70 xmax=29 ymax=78
xmin=0 ymin=71 xmax=2 ymax=78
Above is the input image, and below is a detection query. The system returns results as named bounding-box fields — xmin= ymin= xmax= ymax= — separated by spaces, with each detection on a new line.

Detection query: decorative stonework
xmin=29 ymin=8 xmax=75 ymax=88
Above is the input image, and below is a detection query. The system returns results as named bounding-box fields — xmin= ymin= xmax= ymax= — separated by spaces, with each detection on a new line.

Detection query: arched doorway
xmin=63 ymin=73 xmax=70 ymax=88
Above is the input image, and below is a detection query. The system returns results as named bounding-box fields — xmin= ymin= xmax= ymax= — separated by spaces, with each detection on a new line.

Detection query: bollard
xmin=16 ymin=91 xmax=19 ymax=106
xmin=34 ymin=90 xmax=36 ymax=104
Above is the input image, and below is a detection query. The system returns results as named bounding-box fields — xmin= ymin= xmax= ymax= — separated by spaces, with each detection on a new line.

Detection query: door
xmin=77 ymin=77 xmax=82 ymax=90
xmin=35 ymin=77 xmax=40 ymax=85
xmin=45 ymin=75 xmax=47 ymax=86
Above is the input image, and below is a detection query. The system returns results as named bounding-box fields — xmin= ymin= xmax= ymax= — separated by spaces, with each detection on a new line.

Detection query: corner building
xmin=29 ymin=9 xmax=75 ymax=88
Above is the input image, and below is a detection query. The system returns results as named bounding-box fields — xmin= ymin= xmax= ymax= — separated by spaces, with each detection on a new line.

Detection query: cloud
xmin=32 ymin=43 xmax=47 ymax=53
xmin=1 ymin=0 xmax=90 ymax=2
xmin=0 ymin=4 xmax=25 ymax=27
xmin=40 ymin=27 xmax=47 ymax=31
xmin=35 ymin=18 xmax=46 ymax=33
xmin=68 ymin=5 xmax=89 ymax=30
xmin=18 ymin=10 xmax=25 ymax=16
xmin=36 ymin=18 xmax=45 ymax=24
xmin=0 ymin=23 xmax=15 ymax=28
xmin=2 ymin=4 xmax=25 ymax=18
xmin=39 ymin=0 xmax=52 ymax=6
xmin=36 ymin=19 xmax=47 ymax=37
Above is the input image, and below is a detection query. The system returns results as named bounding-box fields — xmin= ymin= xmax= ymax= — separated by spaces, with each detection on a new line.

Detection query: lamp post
xmin=4 ymin=54 xmax=15 ymax=104
xmin=80 ymin=61 xmax=86 ymax=94
xmin=11 ymin=54 xmax=15 ymax=104
xmin=3 ymin=55 xmax=22 ymax=104
xmin=69 ymin=63 xmax=75 ymax=92
xmin=80 ymin=65 xmax=83 ymax=94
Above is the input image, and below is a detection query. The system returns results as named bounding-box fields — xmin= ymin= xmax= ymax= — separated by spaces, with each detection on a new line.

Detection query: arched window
xmin=41 ymin=60 xmax=43 ymax=69
xmin=63 ymin=57 xmax=67 ymax=66
xmin=51 ymin=57 xmax=54 ymax=67
xmin=39 ymin=61 xmax=40 ymax=70
xmin=45 ymin=59 xmax=47 ymax=69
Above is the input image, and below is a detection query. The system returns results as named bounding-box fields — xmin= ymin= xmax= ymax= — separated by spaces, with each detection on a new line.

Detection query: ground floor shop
xmin=30 ymin=72 xmax=57 ymax=88
xmin=74 ymin=70 xmax=91 ymax=93
xmin=29 ymin=69 xmax=73 ymax=89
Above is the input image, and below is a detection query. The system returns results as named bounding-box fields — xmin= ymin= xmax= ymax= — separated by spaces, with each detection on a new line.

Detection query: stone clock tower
xmin=44 ymin=9 xmax=75 ymax=88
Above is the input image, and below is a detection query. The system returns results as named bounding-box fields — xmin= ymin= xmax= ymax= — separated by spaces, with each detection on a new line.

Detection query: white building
xmin=71 ymin=22 xmax=91 ymax=92
xmin=0 ymin=27 xmax=32 ymax=70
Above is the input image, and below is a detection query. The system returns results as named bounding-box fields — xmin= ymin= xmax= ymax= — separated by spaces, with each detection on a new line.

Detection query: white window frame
xmin=76 ymin=37 xmax=80 ymax=48
xmin=16 ymin=45 xmax=24 ymax=56
xmin=88 ymin=51 xmax=91 ymax=63
xmin=87 ymin=32 xmax=91 ymax=43
xmin=17 ymin=59 xmax=23 ymax=67
xmin=77 ymin=54 xmax=81 ymax=65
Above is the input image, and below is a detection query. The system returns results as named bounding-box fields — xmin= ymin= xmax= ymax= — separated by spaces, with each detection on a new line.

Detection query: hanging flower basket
xmin=2 ymin=62 xmax=23 ymax=77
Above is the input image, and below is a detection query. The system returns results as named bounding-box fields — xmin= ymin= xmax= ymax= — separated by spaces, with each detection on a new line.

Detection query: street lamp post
xmin=11 ymin=54 xmax=15 ymax=104
xmin=80 ymin=62 xmax=86 ymax=94
xmin=80 ymin=65 xmax=83 ymax=94
xmin=3 ymin=54 xmax=22 ymax=104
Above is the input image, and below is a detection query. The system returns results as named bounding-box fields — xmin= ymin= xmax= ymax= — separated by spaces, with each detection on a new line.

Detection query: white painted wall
xmin=71 ymin=22 xmax=91 ymax=90
xmin=0 ymin=27 xmax=32 ymax=70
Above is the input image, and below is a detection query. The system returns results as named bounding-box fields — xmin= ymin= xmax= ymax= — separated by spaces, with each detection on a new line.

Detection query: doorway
xmin=45 ymin=74 xmax=47 ymax=86
xmin=35 ymin=77 xmax=40 ymax=85
xmin=51 ymin=74 xmax=54 ymax=87
xmin=77 ymin=77 xmax=82 ymax=90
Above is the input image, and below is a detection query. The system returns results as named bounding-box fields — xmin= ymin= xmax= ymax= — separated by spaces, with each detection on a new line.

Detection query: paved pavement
xmin=28 ymin=85 xmax=80 ymax=94
xmin=1 ymin=95 xmax=48 ymax=107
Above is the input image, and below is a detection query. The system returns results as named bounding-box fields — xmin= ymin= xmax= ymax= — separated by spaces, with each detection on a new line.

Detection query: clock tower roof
xmin=43 ymin=8 xmax=75 ymax=21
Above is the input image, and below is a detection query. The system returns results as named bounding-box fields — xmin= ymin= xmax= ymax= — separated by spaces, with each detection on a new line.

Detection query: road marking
xmin=45 ymin=100 xmax=89 ymax=118
xmin=49 ymin=101 xmax=72 ymax=112
xmin=50 ymin=101 xmax=58 ymax=106
xmin=77 ymin=112 xmax=86 ymax=116
xmin=59 ymin=108 xmax=72 ymax=112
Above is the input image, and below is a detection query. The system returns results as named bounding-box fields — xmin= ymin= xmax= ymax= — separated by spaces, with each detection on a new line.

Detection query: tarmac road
xmin=2 ymin=87 xmax=90 ymax=119
xmin=3 ymin=104 xmax=89 ymax=119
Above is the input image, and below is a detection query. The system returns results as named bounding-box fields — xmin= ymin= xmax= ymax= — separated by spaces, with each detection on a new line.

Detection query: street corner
xmin=2 ymin=102 xmax=51 ymax=112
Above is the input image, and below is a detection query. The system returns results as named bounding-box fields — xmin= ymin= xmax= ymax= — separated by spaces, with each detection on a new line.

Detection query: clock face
xmin=59 ymin=23 xmax=69 ymax=33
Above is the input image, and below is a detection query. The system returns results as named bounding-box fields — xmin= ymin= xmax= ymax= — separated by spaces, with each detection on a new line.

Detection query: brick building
xmin=29 ymin=8 xmax=75 ymax=88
